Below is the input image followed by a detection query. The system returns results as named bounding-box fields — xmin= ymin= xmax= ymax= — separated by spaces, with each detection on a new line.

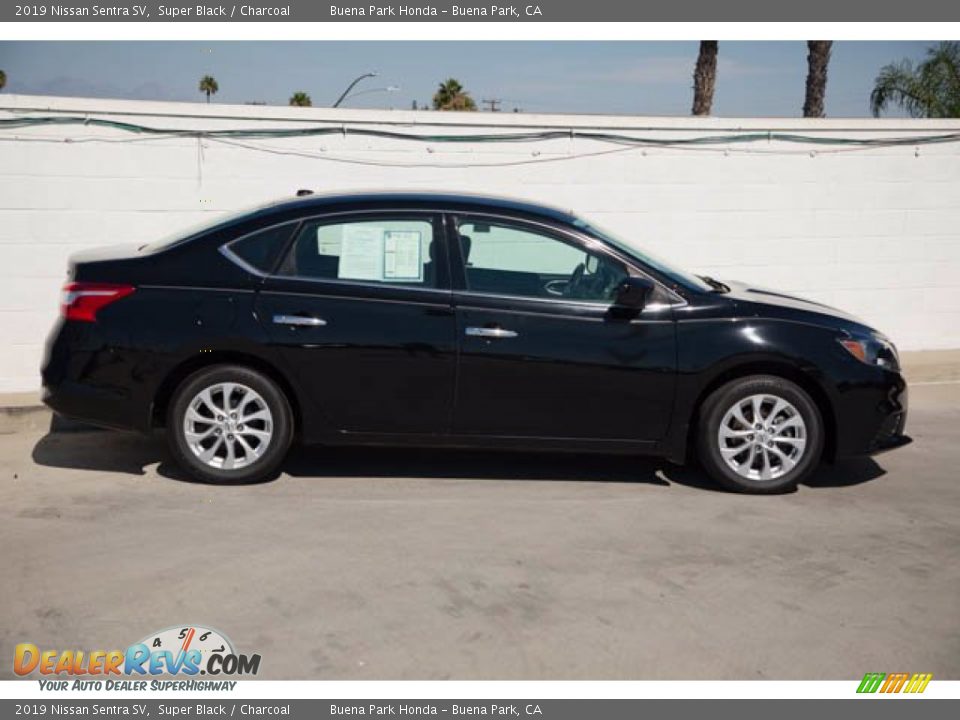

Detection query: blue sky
xmin=0 ymin=41 xmax=933 ymax=117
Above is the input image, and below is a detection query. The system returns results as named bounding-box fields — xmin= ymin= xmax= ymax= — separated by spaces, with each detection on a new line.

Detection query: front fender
xmin=661 ymin=317 xmax=846 ymax=464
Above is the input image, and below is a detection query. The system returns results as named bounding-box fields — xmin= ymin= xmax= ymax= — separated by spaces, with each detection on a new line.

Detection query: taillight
xmin=61 ymin=282 xmax=136 ymax=322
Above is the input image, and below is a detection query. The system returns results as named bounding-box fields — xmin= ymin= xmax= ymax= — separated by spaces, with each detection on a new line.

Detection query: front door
xmin=255 ymin=212 xmax=456 ymax=436
xmin=449 ymin=215 xmax=676 ymax=442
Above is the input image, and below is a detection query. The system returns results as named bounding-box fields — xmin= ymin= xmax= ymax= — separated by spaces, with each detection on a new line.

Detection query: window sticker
xmin=337 ymin=225 xmax=384 ymax=281
xmin=316 ymin=228 xmax=341 ymax=256
xmin=383 ymin=230 xmax=423 ymax=281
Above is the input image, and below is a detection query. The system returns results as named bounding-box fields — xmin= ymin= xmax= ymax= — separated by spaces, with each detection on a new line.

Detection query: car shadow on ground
xmin=30 ymin=425 xmax=888 ymax=493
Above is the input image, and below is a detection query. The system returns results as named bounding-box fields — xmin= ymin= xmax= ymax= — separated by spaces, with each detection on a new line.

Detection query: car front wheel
xmin=168 ymin=365 xmax=294 ymax=484
xmin=697 ymin=375 xmax=824 ymax=494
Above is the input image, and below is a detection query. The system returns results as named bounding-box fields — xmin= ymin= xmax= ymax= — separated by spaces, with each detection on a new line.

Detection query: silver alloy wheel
xmin=182 ymin=382 xmax=274 ymax=471
xmin=717 ymin=393 xmax=807 ymax=482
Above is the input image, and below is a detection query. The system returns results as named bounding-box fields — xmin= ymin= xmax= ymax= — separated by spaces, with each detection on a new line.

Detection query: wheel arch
xmin=683 ymin=359 xmax=838 ymax=465
xmin=151 ymin=350 xmax=303 ymax=437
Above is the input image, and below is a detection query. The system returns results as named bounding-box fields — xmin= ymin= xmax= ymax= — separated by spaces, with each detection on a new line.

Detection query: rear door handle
xmin=465 ymin=326 xmax=518 ymax=339
xmin=273 ymin=314 xmax=327 ymax=327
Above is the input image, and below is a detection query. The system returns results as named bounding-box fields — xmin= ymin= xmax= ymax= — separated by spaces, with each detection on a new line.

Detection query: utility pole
xmin=481 ymin=98 xmax=502 ymax=112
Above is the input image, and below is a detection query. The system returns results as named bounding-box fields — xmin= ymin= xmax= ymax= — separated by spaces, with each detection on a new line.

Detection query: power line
xmin=3 ymin=115 xmax=959 ymax=149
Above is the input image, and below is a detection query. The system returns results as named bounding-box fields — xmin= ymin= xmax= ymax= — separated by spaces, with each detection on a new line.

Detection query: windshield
xmin=573 ymin=217 xmax=714 ymax=293
xmin=141 ymin=199 xmax=283 ymax=253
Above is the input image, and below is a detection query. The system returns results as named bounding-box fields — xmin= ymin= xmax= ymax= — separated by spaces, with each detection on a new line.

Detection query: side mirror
xmin=614 ymin=277 xmax=655 ymax=310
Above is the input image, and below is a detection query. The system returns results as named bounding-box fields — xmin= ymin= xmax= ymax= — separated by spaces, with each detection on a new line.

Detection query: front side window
xmin=278 ymin=216 xmax=441 ymax=288
xmin=455 ymin=218 xmax=628 ymax=302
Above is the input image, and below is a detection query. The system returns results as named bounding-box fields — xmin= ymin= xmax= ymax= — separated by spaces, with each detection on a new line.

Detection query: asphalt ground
xmin=1 ymin=383 xmax=958 ymax=680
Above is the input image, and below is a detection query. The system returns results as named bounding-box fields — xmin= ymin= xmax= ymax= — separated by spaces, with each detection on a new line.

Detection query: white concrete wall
xmin=1 ymin=94 xmax=959 ymax=393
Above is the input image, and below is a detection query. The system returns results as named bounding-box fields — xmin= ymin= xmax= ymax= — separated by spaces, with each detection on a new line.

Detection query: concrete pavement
xmin=0 ymin=383 xmax=958 ymax=680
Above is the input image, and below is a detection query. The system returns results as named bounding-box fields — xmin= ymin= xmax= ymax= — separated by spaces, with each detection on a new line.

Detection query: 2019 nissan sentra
xmin=42 ymin=192 xmax=910 ymax=492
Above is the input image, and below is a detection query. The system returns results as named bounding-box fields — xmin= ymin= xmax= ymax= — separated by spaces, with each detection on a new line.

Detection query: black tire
xmin=696 ymin=375 xmax=823 ymax=494
xmin=167 ymin=364 xmax=294 ymax=484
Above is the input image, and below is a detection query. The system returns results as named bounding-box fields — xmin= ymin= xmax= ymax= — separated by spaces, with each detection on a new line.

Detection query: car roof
xmin=252 ymin=190 xmax=580 ymax=225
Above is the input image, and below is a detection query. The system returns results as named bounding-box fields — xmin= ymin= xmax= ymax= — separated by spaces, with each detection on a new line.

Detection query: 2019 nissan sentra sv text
xmin=42 ymin=192 xmax=910 ymax=493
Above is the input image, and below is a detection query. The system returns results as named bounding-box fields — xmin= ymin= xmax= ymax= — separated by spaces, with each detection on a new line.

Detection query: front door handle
xmin=465 ymin=326 xmax=518 ymax=339
xmin=273 ymin=314 xmax=327 ymax=327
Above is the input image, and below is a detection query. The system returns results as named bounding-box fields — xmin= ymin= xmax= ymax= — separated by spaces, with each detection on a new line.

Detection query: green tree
xmin=0 ymin=70 xmax=6 ymax=92
xmin=691 ymin=41 xmax=718 ymax=116
xmin=803 ymin=41 xmax=833 ymax=118
xmin=871 ymin=42 xmax=960 ymax=118
xmin=432 ymin=78 xmax=477 ymax=111
xmin=198 ymin=75 xmax=219 ymax=104
xmin=289 ymin=92 xmax=312 ymax=107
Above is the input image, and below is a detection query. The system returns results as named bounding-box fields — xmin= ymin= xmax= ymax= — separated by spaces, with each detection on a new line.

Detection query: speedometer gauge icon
xmin=137 ymin=625 xmax=235 ymax=671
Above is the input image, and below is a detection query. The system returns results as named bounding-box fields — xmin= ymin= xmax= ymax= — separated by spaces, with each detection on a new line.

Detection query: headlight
xmin=839 ymin=333 xmax=900 ymax=371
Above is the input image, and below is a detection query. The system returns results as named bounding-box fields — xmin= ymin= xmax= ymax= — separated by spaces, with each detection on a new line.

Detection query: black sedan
xmin=42 ymin=192 xmax=910 ymax=492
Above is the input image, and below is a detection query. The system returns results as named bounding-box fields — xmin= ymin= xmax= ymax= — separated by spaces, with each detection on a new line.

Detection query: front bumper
xmin=834 ymin=368 xmax=910 ymax=459
xmin=867 ymin=381 xmax=911 ymax=453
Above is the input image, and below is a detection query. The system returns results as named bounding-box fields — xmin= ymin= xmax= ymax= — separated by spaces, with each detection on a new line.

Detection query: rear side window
xmin=226 ymin=223 xmax=295 ymax=273
xmin=278 ymin=216 xmax=442 ymax=288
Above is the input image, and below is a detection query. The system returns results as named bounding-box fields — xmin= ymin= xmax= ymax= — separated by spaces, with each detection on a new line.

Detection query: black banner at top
xmin=5 ymin=0 xmax=960 ymax=22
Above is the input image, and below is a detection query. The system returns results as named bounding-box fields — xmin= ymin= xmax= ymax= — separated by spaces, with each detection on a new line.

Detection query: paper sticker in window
xmin=383 ymin=230 xmax=423 ymax=281
xmin=338 ymin=225 xmax=384 ymax=281
xmin=316 ymin=227 xmax=341 ymax=257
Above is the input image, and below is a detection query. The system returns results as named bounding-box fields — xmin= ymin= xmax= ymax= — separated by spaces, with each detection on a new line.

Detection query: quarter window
xmin=278 ymin=217 xmax=440 ymax=288
xmin=455 ymin=218 xmax=628 ymax=302
xmin=226 ymin=223 xmax=295 ymax=274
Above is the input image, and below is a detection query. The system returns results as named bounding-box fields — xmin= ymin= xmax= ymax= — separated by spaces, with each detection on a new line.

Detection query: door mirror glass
xmin=614 ymin=277 xmax=655 ymax=309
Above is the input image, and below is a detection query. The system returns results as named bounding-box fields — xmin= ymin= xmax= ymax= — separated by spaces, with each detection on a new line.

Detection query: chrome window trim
xmin=259 ymin=275 xmax=450 ymax=296
xmin=455 ymin=303 xmax=675 ymax=324
xmin=453 ymin=289 xmax=678 ymax=314
xmin=262 ymin=289 xmax=451 ymax=309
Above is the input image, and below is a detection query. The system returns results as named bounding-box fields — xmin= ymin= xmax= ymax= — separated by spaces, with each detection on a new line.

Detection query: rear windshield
xmin=141 ymin=199 xmax=283 ymax=254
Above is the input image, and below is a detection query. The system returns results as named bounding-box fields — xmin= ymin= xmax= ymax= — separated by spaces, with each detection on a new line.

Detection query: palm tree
xmin=289 ymin=92 xmax=312 ymax=107
xmin=871 ymin=41 xmax=960 ymax=118
xmin=198 ymin=75 xmax=219 ymax=104
xmin=0 ymin=70 xmax=6 ymax=92
xmin=691 ymin=41 xmax=719 ymax=116
xmin=803 ymin=41 xmax=833 ymax=118
xmin=432 ymin=78 xmax=477 ymax=111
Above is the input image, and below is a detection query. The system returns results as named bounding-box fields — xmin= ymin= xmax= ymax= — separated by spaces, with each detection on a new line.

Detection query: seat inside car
xmin=295 ymin=237 xmax=340 ymax=279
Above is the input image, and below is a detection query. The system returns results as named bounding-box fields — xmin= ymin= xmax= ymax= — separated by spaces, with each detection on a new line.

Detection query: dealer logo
xmin=14 ymin=624 xmax=261 ymax=677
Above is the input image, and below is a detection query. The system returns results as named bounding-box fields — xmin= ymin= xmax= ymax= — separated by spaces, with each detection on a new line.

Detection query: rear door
xmin=448 ymin=214 xmax=677 ymax=442
xmin=254 ymin=211 xmax=456 ymax=436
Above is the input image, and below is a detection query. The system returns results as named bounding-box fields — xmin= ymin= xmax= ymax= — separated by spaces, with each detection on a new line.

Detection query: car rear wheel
xmin=168 ymin=365 xmax=293 ymax=484
xmin=697 ymin=375 xmax=823 ymax=494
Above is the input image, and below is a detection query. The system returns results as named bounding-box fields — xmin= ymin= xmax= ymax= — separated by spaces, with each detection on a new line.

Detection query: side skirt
xmin=310 ymin=430 xmax=664 ymax=457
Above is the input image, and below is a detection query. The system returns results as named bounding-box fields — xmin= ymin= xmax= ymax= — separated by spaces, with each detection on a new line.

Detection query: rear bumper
xmin=41 ymin=380 xmax=145 ymax=432
xmin=41 ymin=319 xmax=152 ymax=433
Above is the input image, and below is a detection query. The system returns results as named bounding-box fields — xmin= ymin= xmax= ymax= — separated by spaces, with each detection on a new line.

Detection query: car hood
xmin=721 ymin=279 xmax=877 ymax=335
